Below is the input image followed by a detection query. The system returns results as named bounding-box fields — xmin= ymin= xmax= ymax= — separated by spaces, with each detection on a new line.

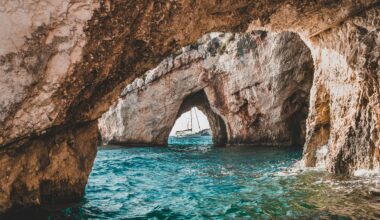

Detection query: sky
xmin=169 ymin=107 xmax=211 ymax=136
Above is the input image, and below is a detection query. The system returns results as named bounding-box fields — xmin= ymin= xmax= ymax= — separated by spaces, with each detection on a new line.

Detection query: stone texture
xmin=0 ymin=121 xmax=97 ymax=212
xmin=302 ymin=7 xmax=380 ymax=174
xmin=0 ymin=0 xmax=379 ymax=213
xmin=0 ymin=0 xmax=99 ymax=134
xmin=99 ymin=32 xmax=314 ymax=147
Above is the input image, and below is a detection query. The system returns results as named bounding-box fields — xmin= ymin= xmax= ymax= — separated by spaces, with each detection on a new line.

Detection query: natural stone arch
xmin=168 ymin=90 xmax=228 ymax=146
xmin=99 ymin=31 xmax=314 ymax=148
xmin=1 ymin=1 xmax=377 ymax=149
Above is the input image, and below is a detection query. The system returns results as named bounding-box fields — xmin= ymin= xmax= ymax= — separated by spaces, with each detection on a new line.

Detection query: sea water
xmin=5 ymin=136 xmax=380 ymax=219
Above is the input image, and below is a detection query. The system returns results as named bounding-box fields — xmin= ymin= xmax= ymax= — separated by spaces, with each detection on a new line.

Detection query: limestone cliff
xmin=0 ymin=0 xmax=379 ymax=213
xmin=99 ymin=31 xmax=314 ymax=147
xmin=302 ymin=6 xmax=380 ymax=174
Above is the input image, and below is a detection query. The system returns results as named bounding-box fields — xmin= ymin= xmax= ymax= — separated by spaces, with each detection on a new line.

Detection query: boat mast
xmin=186 ymin=110 xmax=190 ymax=130
xmin=194 ymin=108 xmax=201 ymax=131
xmin=190 ymin=108 xmax=193 ymax=132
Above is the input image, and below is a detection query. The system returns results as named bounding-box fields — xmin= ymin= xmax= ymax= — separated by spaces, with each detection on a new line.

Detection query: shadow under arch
xmin=169 ymin=90 xmax=228 ymax=146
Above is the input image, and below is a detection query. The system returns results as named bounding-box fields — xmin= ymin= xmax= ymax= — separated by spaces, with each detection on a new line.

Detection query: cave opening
xmin=168 ymin=90 xmax=228 ymax=146
xmin=1 ymin=0 xmax=380 ymax=216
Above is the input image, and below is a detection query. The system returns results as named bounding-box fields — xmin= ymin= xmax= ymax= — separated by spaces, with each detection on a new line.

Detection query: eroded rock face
xmin=0 ymin=0 xmax=379 ymax=213
xmin=0 ymin=0 xmax=99 ymax=142
xmin=303 ymin=7 xmax=380 ymax=174
xmin=0 ymin=121 xmax=98 ymax=212
xmin=99 ymin=32 xmax=314 ymax=147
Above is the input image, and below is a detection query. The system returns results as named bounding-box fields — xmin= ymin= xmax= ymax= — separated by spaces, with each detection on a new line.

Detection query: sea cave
xmin=0 ymin=1 xmax=379 ymax=219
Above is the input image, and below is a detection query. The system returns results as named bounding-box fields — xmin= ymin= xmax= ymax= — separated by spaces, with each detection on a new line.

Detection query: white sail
xmin=175 ymin=107 xmax=211 ymax=137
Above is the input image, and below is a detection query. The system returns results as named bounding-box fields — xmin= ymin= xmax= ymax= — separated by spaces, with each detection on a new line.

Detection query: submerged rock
xmin=369 ymin=188 xmax=380 ymax=196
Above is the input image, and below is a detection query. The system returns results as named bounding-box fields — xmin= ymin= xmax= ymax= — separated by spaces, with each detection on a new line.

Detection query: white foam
xmin=315 ymin=144 xmax=329 ymax=169
xmin=353 ymin=168 xmax=380 ymax=178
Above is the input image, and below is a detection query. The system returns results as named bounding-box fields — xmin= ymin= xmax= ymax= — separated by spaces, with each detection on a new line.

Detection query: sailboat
xmin=175 ymin=107 xmax=211 ymax=137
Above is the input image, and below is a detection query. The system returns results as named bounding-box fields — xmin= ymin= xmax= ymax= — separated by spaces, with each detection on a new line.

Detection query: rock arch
xmin=99 ymin=31 xmax=314 ymax=148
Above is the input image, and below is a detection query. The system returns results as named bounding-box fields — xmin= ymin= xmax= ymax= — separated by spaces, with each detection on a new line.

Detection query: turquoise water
xmin=4 ymin=136 xmax=380 ymax=219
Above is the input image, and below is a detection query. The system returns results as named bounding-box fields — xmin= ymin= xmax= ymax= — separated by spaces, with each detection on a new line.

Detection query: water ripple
xmin=7 ymin=137 xmax=379 ymax=219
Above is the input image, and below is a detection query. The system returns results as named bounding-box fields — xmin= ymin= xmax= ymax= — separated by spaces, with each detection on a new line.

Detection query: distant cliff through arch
xmin=98 ymin=32 xmax=314 ymax=147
